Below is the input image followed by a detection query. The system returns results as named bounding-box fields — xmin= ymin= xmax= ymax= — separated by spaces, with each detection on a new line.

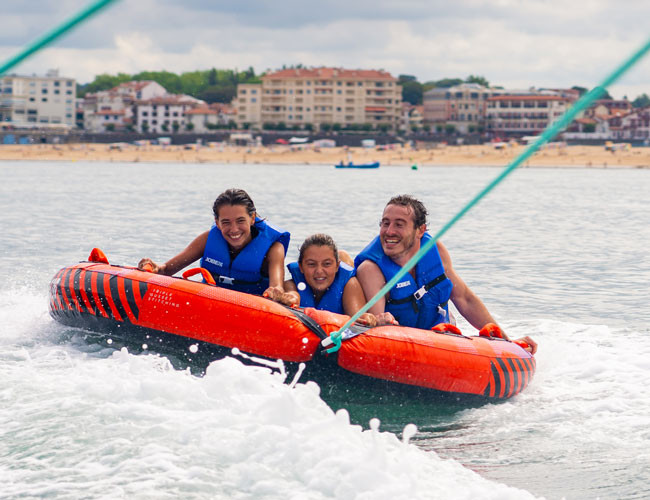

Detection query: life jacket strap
xmin=215 ymin=275 xmax=260 ymax=286
xmin=388 ymin=272 xmax=448 ymax=305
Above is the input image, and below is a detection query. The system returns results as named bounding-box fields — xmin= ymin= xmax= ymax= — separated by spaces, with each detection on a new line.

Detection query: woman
xmin=265 ymin=234 xmax=394 ymax=327
xmin=138 ymin=188 xmax=290 ymax=297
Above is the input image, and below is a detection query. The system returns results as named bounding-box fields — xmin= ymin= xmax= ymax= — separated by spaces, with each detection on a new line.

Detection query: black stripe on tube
xmin=108 ymin=275 xmax=128 ymax=322
xmin=496 ymin=358 xmax=511 ymax=399
xmin=123 ymin=278 xmax=139 ymax=320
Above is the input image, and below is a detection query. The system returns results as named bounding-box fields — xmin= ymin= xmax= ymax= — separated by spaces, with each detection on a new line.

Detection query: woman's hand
xmin=138 ymin=258 xmax=162 ymax=273
xmin=376 ymin=312 xmax=398 ymax=326
xmin=263 ymin=286 xmax=300 ymax=307
xmin=355 ymin=312 xmax=378 ymax=327
xmin=514 ymin=336 xmax=538 ymax=355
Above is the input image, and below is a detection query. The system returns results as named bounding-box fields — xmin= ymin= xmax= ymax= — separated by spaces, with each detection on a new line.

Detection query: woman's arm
xmin=138 ymin=231 xmax=209 ymax=276
xmin=265 ymin=241 xmax=287 ymax=290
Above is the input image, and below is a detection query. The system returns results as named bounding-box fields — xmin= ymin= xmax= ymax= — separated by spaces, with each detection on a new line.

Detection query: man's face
xmin=379 ymin=204 xmax=425 ymax=263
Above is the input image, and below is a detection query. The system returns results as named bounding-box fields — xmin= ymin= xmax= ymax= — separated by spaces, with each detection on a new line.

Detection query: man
xmin=355 ymin=194 xmax=537 ymax=354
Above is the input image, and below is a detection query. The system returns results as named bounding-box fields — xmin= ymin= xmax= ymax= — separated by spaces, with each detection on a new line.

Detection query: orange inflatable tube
xmin=49 ymin=252 xmax=535 ymax=399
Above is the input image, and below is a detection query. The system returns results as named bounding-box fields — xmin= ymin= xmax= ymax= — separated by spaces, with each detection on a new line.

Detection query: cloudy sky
xmin=2 ymin=0 xmax=649 ymax=99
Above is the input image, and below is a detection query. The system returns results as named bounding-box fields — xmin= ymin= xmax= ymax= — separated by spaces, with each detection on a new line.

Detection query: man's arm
xmin=438 ymin=241 xmax=497 ymax=330
xmin=438 ymin=241 xmax=538 ymax=354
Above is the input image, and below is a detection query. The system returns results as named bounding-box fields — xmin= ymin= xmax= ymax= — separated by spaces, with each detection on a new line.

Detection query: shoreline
xmin=1 ymin=143 xmax=650 ymax=168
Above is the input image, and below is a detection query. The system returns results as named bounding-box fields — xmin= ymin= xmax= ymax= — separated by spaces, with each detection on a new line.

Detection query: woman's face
xmin=299 ymin=245 xmax=339 ymax=295
xmin=215 ymin=204 xmax=255 ymax=250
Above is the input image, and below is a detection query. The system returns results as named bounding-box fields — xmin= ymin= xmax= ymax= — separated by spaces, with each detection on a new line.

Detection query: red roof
xmin=265 ymin=67 xmax=396 ymax=81
xmin=186 ymin=107 xmax=217 ymax=115
xmin=95 ymin=109 xmax=125 ymax=115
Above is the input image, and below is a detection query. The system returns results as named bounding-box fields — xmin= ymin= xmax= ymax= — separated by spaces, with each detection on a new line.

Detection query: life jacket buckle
xmin=413 ymin=285 xmax=427 ymax=301
xmin=218 ymin=276 xmax=234 ymax=285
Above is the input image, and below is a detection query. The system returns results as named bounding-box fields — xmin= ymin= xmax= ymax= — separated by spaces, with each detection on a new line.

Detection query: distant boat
xmin=335 ymin=161 xmax=380 ymax=169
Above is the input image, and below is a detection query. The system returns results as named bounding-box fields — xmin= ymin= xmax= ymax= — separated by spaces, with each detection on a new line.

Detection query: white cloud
xmin=1 ymin=0 xmax=649 ymax=99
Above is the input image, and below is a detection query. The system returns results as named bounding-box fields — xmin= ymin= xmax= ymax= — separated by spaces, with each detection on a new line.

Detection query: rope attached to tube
xmin=322 ymin=35 xmax=650 ymax=353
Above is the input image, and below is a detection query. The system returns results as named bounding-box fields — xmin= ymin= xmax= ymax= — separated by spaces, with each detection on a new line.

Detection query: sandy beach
xmin=1 ymin=142 xmax=650 ymax=168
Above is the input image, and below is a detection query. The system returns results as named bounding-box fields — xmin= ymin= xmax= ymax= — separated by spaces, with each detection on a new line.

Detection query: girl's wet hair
xmin=386 ymin=194 xmax=428 ymax=228
xmin=298 ymin=233 xmax=339 ymax=264
xmin=212 ymin=188 xmax=256 ymax=219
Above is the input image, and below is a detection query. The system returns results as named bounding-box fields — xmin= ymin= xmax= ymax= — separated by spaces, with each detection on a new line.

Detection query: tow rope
xmin=322 ymin=35 xmax=650 ymax=353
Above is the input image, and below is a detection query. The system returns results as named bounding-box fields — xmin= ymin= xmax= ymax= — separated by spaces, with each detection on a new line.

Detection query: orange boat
xmin=49 ymin=250 xmax=535 ymax=400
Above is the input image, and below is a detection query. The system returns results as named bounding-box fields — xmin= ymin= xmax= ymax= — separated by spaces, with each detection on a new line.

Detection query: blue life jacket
xmin=287 ymin=261 xmax=355 ymax=314
xmin=200 ymin=218 xmax=290 ymax=295
xmin=354 ymin=233 xmax=453 ymax=329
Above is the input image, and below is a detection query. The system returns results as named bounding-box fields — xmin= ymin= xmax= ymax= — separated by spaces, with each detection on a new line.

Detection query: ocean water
xmin=1 ymin=160 xmax=649 ymax=500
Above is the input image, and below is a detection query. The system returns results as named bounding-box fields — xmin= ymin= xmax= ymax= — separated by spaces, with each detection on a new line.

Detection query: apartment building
xmin=234 ymin=67 xmax=402 ymax=131
xmin=185 ymin=103 xmax=236 ymax=132
xmin=134 ymin=95 xmax=202 ymax=133
xmin=486 ymin=94 xmax=571 ymax=136
xmin=615 ymin=107 xmax=650 ymax=140
xmin=422 ymin=83 xmax=499 ymax=133
xmin=0 ymin=70 xmax=76 ymax=128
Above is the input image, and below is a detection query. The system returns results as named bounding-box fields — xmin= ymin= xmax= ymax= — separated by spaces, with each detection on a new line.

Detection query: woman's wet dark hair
xmin=298 ymin=234 xmax=339 ymax=264
xmin=212 ymin=188 xmax=256 ymax=219
xmin=385 ymin=194 xmax=428 ymax=228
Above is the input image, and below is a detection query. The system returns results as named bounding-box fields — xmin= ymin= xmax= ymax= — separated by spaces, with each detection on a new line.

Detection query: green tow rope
xmin=323 ymin=35 xmax=650 ymax=353
xmin=0 ymin=0 xmax=120 ymax=77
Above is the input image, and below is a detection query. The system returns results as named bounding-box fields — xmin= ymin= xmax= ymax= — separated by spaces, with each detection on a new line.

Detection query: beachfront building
xmin=0 ymin=69 xmax=76 ymax=129
xmin=422 ymin=83 xmax=500 ymax=134
xmin=82 ymin=80 xmax=167 ymax=132
xmin=134 ymin=95 xmax=203 ymax=134
xmin=234 ymin=67 xmax=402 ymax=132
xmin=614 ymin=107 xmax=650 ymax=141
xmin=485 ymin=93 xmax=572 ymax=137
xmin=400 ymin=103 xmax=425 ymax=132
xmin=235 ymin=83 xmax=262 ymax=129
xmin=185 ymin=103 xmax=236 ymax=133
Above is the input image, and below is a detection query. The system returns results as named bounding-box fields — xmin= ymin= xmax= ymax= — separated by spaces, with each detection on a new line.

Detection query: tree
xmin=572 ymin=86 xmax=588 ymax=96
xmin=401 ymin=80 xmax=423 ymax=105
xmin=208 ymin=68 xmax=218 ymax=86
xmin=78 ymin=72 xmax=131 ymax=96
xmin=432 ymin=78 xmax=463 ymax=88
xmin=185 ymin=122 xmax=194 ymax=131
xmin=398 ymin=74 xmax=417 ymax=82
xmin=632 ymin=93 xmax=650 ymax=108
xmin=172 ymin=122 xmax=180 ymax=133
xmin=198 ymin=85 xmax=236 ymax=104
xmin=465 ymin=75 xmax=489 ymax=87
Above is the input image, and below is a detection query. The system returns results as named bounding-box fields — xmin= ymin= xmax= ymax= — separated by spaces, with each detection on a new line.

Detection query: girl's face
xmin=215 ymin=204 xmax=255 ymax=250
xmin=299 ymin=245 xmax=338 ymax=295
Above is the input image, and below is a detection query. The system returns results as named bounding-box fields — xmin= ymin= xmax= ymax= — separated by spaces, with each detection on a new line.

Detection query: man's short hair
xmin=386 ymin=194 xmax=428 ymax=228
